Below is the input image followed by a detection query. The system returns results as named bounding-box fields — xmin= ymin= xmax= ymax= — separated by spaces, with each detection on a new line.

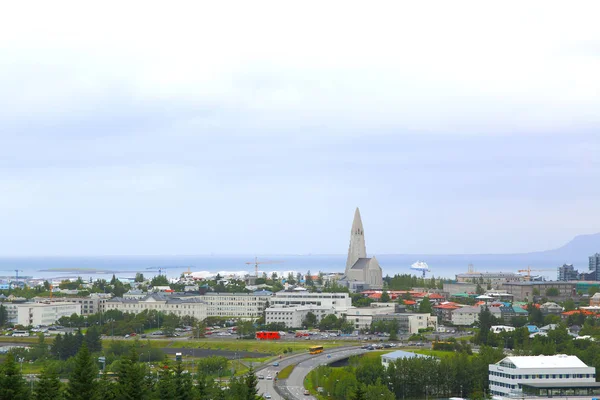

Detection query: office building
xmin=489 ymin=355 xmax=596 ymax=398
xmin=502 ymin=282 xmax=575 ymax=301
xmin=372 ymin=313 xmax=437 ymax=334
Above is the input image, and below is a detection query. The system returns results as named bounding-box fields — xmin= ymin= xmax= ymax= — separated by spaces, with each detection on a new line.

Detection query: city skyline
xmin=2 ymin=2 xmax=600 ymax=256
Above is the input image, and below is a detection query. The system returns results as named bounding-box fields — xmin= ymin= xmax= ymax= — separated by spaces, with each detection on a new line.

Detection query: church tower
xmin=345 ymin=207 xmax=367 ymax=273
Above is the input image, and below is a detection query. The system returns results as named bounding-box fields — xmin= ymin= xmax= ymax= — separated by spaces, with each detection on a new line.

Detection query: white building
xmin=265 ymin=305 xmax=334 ymax=328
xmin=17 ymin=303 xmax=82 ymax=326
xmin=345 ymin=304 xmax=397 ymax=330
xmin=32 ymin=294 xmax=107 ymax=316
xmin=381 ymin=350 xmax=430 ymax=368
xmin=201 ymin=292 xmax=271 ymax=318
xmin=489 ymin=355 xmax=596 ymax=398
xmin=105 ymin=293 xmax=207 ymax=321
xmin=270 ymin=291 xmax=352 ymax=310
xmin=372 ymin=313 xmax=437 ymax=334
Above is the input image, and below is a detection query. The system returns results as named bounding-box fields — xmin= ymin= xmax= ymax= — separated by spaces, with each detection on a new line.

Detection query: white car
xmin=264 ymin=394 xmax=272 ymax=399
xmin=266 ymin=375 xmax=272 ymax=380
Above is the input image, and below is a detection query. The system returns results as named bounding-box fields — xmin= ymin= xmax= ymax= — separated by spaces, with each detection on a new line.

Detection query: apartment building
xmin=105 ymin=293 xmax=207 ymax=321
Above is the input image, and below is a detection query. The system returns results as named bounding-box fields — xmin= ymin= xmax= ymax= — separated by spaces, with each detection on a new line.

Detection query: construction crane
xmin=0 ymin=269 xmax=25 ymax=282
xmin=245 ymin=257 xmax=284 ymax=277
xmin=518 ymin=266 xmax=556 ymax=281
xmin=145 ymin=266 xmax=191 ymax=276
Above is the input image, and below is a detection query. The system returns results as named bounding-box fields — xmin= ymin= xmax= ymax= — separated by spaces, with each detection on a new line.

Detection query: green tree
xmin=34 ymin=366 xmax=63 ymax=400
xmin=116 ymin=348 xmax=146 ymax=400
xmin=85 ymin=325 xmax=102 ymax=353
xmin=352 ymin=384 xmax=366 ymax=400
xmin=380 ymin=290 xmax=390 ymax=303
xmin=305 ymin=271 xmax=314 ymax=286
xmin=475 ymin=306 xmax=493 ymax=345
xmin=545 ymin=287 xmax=559 ymax=297
xmin=156 ymin=363 xmax=177 ymax=399
xmin=563 ymin=298 xmax=576 ymax=312
xmin=0 ymin=352 xmax=29 ymax=400
xmin=65 ymin=342 xmax=97 ymax=400
xmin=134 ymin=273 xmax=145 ymax=283
xmin=418 ymin=297 xmax=433 ymax=314
xmin=244 ymin=366 xmax=260 ymax=400
xmin=303 ymin=312 xmax=318 ymax=328
xmin=150 ymin=275 xmax=169 ymax=286
xmin=0 ymin=304 xmax=7 ymax=327
xmin=174 ymin=361 xmax=195 ymax=400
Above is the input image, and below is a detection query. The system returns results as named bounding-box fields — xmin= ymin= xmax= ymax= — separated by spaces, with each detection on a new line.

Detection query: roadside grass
xmin=277 ymin=364 xmax=295 ymax=379
xmin=358 ymin=349 xmax=394 ymax=360
xmin=0 ymin=336 xmax=43 ymax=344
xmin=411 ymin=349 xmax=465 ymax=358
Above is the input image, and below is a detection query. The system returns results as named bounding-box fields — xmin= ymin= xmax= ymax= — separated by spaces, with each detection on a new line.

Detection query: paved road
xmin=258 ymin=347 xmax=366 ymax=400
xmin=282 ymin=347 xmax=367 ymax=400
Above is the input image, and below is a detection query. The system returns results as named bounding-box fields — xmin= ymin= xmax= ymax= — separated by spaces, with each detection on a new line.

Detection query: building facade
xmin=557 ymin=264 xmax=579 ymax=281
xmin=372 ymin=313 xmax=437 ymax=334
xmin=16 ymin=303 xmax=82 ymax=326
xmin=590 ymin=254 xmax=600 ymax=281
xmin=105 ymin=293 xmax=207 ymax=321
xmin=502 ymin=282 xmax=576 ymax=302
xmin=489 ymin=355 xmax=596 ymax=398
xmin=456 ymin=272 xmax=525 ymax=287
xmin=269 ymin=291 xmax=351 ymax=310
xmin=201 ymin=292 xmax=271 ymax=318
xmin=265 ymin=305 xmax=334 ymax=328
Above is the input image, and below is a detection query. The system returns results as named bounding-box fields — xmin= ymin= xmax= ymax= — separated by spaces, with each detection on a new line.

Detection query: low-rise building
xmin=381 ymin=350 xmax=430 ymax=368
xmin=269 ymin=291 xmax=352 ymax=310
xmin=456 ymin=272 xmax=525 ymax=287
xmin=489 ymin=355 xmax=596 ymax=398
xmin=32 ymin=295 xmax=107 ymax=316
xmin=502 ymin=282 xmax=575 ymax=302
xmin=265 ymin=305 xmax=334 ymax=328
xmin=201 ymin=292 xmax=271 ymax=318
xmin=16 ymin=303 xmax=81 ymax=326
xmin=105 ymin=293 xmax=207 ymax=321
xmin=451 ymin=306 xmax=481 ymax=326
xmin=540 ymin=302 xmax=563 ymax=316
xmin=372 ymin=313 xmax=437 ymax=334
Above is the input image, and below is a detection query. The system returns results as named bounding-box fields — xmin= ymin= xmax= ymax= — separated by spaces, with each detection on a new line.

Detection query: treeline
xmin=307 ymin=345 xmax=505 ymax=400
xmin=383 ymin=274 xmax=448 ymax=291
xmin=0 ymin=344 xmax=263 ymax=400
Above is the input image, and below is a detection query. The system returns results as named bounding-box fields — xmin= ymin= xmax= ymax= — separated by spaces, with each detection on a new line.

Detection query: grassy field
xmin=277 ymin=364 xmax=296 ymax=379
xmin=167 ymin=340 xmax=349 ymax=355
xmin=0 ymin=336 xmax=45 ymax=344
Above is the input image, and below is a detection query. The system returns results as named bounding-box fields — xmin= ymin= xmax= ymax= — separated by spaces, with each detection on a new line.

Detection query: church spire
xmin=346 ymin=207 xmax=367 ymax=272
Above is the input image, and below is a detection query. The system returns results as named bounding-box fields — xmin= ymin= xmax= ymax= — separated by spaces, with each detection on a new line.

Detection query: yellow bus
xmin=309 ymin=346 xmax=323 ymax=354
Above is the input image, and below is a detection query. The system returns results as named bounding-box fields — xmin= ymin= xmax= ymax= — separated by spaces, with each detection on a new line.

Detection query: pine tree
xmin=0 ymin=353 xmax=29 ymax=400
xmin=244 ymin=366 xmax=259 ymax=400
xmin=97 ymin=369 xmax=117 ymax=400
xmin=34 ymin=366 xmax=63 ymax=400
xmin=116 ymin=348 xmax=146 ymax=400
xmin=85 ymin=325 xmax=102 ymax=353
xmin=174 ymin=361 xmax=195 ymax=400
xmin=65 ymin=342 xmax=97 ymax=400
xmin=155 ymin=364 xmax=177 ymax=400
xmin=380 ymin=290 xmax=391 ymax=302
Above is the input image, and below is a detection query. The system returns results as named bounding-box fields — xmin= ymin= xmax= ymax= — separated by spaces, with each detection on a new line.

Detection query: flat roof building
xmin=489 ymin=355 xmax=595 ymax=398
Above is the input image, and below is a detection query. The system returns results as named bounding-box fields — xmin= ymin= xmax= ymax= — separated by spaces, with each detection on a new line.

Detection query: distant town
xmin=2 ymin=209 xmax=600 ymax=399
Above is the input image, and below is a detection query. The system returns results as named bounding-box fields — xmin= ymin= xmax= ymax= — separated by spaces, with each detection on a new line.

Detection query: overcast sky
xmin=2 ymin=1 xmax=600 ymax=256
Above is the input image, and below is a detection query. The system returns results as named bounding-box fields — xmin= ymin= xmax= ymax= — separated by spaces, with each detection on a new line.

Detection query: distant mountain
xmin=534 ymin=233 xmax=600 ymax=262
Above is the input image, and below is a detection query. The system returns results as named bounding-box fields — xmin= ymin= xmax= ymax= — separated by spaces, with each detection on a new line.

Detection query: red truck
xmin=256 ymin=331 xmax=281 ymax=340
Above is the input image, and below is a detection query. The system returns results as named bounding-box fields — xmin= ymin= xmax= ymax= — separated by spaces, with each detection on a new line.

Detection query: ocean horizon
xmin=0 ymin=253 xmax=583 ymax=282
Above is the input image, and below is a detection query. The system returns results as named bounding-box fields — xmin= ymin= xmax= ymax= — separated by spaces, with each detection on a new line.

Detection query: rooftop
xmin=498 ymin=355 xmax=589 ymax=369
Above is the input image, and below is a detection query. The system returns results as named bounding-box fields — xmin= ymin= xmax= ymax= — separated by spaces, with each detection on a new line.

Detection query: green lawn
xmin=170 ymin=340 xmax=348 ymax=355
xmin=277 ymin=364 xmax=295 ymax=379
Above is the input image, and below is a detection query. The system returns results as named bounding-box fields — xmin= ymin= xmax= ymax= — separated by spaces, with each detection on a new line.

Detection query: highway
xmin=258 ymin=346 xmax=367 ymax=400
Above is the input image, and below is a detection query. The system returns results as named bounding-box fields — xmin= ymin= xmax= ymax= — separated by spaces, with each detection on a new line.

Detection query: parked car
xmin=273 ymin=362 xmax=279 ymax=367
